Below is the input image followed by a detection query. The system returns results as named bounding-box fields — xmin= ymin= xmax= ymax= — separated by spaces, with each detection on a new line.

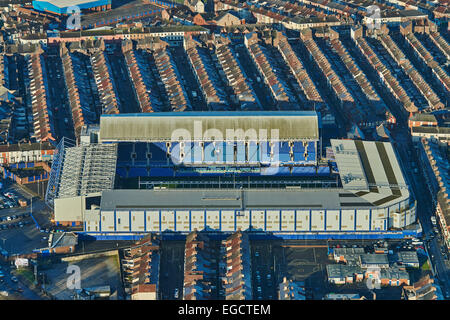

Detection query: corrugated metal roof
xmin=99 ymin=111 xmax=319 ymax=142
xmin=99 ymin=188 xmax=371 ymax=211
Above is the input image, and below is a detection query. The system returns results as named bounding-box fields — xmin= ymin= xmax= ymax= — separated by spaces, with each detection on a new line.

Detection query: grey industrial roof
xmin=412 ymin=126 xmax=450 ymax=135
xmin=331 ymin=139 xmax=407 ymax=190
xmin=333 ymin=248 xmax=365 ymax=256
xmin=410 ymin=113 xmax=437 ymax=122
xmin=331 ymin=139 xmax=410 ymax=207
xmin=360 ymin=254 xmax=389 ymax=265
xmin=100 ymin=188 xmax=377 ymax=211
xmin=397 ymin=251 xmax=419 ymax=264
xmin=99 ymin=111 xmax=320 ymax=142
xmin=326 ymin=264 xmax=363 ymax=279
xmin=50 ymin=232 xmax=78 ymax=248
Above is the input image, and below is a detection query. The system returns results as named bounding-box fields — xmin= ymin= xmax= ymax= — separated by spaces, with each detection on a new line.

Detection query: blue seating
xmin=128 ymin=167 xmax=149 ymax=177
xmin=192 ymin=142 xmax=203 ymax=164
xmin=225 ymin=142 xmax=235 ymax=164
xmin=134 ymin=143 xmax=148 ymax=162
xmin=114 ymin=139 xmax=319 ymax=178
xmin=150 ymin=168 xmax=174 ymax=176
xmin=236 ymin=142 xmax=246 ymax=163
xmin=215 ymin=142 xmax=226 ymax=164
xmin=278 ymin=141 xmax=291 ymax=163
xmin=182 ymin=142 xmax=194 ymax=164
xmin=317 ymin=166 xmax=330 ymax=175
xmin=260 ymin=141 xmax=271 ymax=164
xmin=116 ymin=167 xmax=128 ymax=177
xmin=169 ymin=142 xmax=181 ymax=164
xmin=204 ymin=142 xmax=216 ymax=163
xmin=291 ymin=166 xmax=316 ymax=176
xmin=149 ymin=143 xmax=167 ymax=163
xmin=248 ymin=141 xmax=259 ymax=163
xmin=117 ymin=143 xmax=134 ymax=162
xmin=293 ymin=141 xmax=306 ymax=163
xmin=261 ymin=166 xmax=290 ymax=176
xmin=153 ymin=142 xmax=167 ymax=153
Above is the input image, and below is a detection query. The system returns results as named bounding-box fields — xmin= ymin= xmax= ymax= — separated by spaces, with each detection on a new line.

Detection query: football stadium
xmin=45 ymin=111 xmax=419 ymax=240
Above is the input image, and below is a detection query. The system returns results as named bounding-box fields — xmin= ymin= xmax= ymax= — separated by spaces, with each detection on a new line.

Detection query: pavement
xmin=390 ymin=124 xmax=450 ymax=298
xmin=169 ymin=46 xmax=205 ymax=112
xmin=251 ymin=240 xmax=279 ymax=300
xmin=44 ymin=49 xmax=75 ymax=141
xmin=158 ymin=240 xmax=185 ymax=300
xmin=233 ymin=43 xmax=274 ymax=111
xmin=106 ymin=46 xmax=141 ymax=114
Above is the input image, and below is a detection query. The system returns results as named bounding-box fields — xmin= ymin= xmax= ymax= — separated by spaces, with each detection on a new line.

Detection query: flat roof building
xmin=326 ymin=264 xmax=364 ymax=284
xmin=396 ymin=251 xmax=420 ymax=268
xmin=360 ymin=254 xmax=390 ymax=269
xmin=32 ymin=0 xmax=112 ymax=15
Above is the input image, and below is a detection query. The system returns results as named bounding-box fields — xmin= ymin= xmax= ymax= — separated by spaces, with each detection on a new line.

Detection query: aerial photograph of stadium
xmin=0 ymin=0 xmax=447 ymax=307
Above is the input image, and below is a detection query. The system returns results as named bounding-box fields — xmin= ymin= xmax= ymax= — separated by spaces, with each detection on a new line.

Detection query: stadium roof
xmin=56 ymin=144 xmax=117 ymax=199
xmin=99 ymin=111 xmax=320 ymax=142
xmin=100 ymin=187 xmax=388 ymax=211
xmin=331 ymin=139 xmax=409 ymax=206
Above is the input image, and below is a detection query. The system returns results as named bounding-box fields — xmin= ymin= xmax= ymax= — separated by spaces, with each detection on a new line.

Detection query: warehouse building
xmin=47 ymin=112 xmax=418 ymax=239
xmin=32 ymin=0 xmax=112 ymax=15
xmin=396 ymin=251 xmax=420 ymax=268
xmin=359 ymin=254 xmax=390 ymax=269
xmin=333 ymin=247 xmax=365 ymax=265
xmin=326 ymin=264 xmax=364 ymax=284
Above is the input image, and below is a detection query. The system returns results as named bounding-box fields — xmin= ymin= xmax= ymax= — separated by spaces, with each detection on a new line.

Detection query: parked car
xmin=10 ymin=276 xmax=18 ymax=283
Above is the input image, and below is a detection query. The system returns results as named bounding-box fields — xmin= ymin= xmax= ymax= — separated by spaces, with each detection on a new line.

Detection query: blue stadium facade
xmin=32 ymin=0 xmax=112 ymax=15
